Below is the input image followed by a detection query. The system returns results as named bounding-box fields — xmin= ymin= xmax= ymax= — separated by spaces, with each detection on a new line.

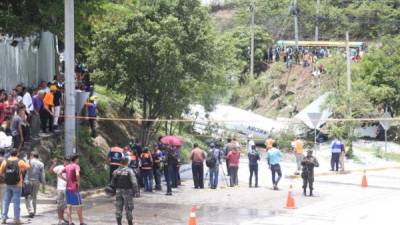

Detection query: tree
xmin=88 ymin=0 xmax=232 ymax=144
xmin=356 ymin=36 xmax=400 ymax=116
xmin=0 ymin=0 xmax=106 ymax=62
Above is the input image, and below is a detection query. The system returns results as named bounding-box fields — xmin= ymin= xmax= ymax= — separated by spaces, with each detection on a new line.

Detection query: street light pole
xmin=250 ymin=0 xmax=255 ymax=77
xmin=64 ymin=0 xmax=76 ymax=156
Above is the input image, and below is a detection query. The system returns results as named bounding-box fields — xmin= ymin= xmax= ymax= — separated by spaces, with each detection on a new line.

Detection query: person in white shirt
xmin=22 ymin=88 xmax=34 ymax=114
xmin=49 ymin=158 xmax=69 ymax=225
xmin=246 ymin=135 xmax=255 ymax=153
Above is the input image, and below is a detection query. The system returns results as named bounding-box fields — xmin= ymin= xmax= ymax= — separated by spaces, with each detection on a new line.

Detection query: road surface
xmin=14 ymin=157 xmax=400 ymax=225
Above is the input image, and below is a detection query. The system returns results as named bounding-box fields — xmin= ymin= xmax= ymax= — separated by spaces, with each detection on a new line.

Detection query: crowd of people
xmin=0 ymin=65 xmax=96 ymax=152
xmin=189 ymin=136 xmax=347 ymax=196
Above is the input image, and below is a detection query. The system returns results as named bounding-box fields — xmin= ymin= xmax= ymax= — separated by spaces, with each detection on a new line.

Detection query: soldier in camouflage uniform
xmin=301 ymin=150 xmax=319 ymax=196
xmin=111 ymin=157 xmax=138 ymax=225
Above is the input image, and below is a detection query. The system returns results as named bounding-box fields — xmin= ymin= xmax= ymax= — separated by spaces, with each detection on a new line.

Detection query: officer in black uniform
xmin=301 ymin=149 xmax=319 ymax=196
xmin=111 ymin=157 xmax=138 ymax=225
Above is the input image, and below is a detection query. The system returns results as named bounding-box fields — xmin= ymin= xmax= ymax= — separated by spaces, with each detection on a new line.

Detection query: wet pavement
xmin=13 ymin=154 xmax=400 ymax=225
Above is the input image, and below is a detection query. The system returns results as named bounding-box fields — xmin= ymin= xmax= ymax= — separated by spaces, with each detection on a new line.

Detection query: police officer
xmin=301 ymin=150 xmax=319 ymax=196
xmin=111 ymin=157 xmax=138 ymax=225
xmin=108 ymin=146 xmax=124 ymax=181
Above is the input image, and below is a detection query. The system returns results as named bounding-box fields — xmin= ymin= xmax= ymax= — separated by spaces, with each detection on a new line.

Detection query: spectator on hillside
xmin=84 ymin=96 xmax=97 ymax=138
xmin=41 ymin=85 xmax=56 ymax=133
xmin=31 ymin=89 xmax=43 ymax=139
xmin=0 ymin=92 xmax=6 ymax=126
xmin=4 ymin=94 xmax=17 ymax=119
xmin=53 ymin=85 xmax=63 ymax=130
xmin=10 ymin=106 xmax=25 ymax=150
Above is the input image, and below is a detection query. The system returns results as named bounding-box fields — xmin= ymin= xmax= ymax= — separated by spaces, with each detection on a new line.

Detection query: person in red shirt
xmin=4 ymin=94 xmax=17 ymax=119
xmin=61 ymin=154 xmax=87 ymax=225
xmin=226 ymin=146 xmax=241 ymax=187
xmin=0 ymin=91 xmax=7 ymax=125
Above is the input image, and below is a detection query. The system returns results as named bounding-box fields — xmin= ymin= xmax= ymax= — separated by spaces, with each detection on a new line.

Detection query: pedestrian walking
xmin=267 ymin=143 xmax=282 ymax=190
xmin=111 ymin=157 xmax=138 ymax=225
xmin=293 ymin=137 xmax=304 ymax=174
xmin=25 ymin=151 xmax=45 ymax=218
xmin=206 ymin=143 xmax=222 ymax=189
xmin=0 ymin=149 xmax=30 ymax=224
xmin=49 ymin=157 xmax=69 ymax=225
xmin=140 ymin=147 xmax=153 ymax=192
xmin=226 ymin=146 xmax=240 ymax=187
xmin=151 ymin=145 xmax=163 ymax=191
xmin=190 ymin=143 xmax=206 ymax=189
xmin=62 ymin=154 xmax=87 ymax=225
xmin=301 ymin=150 xmax=319 ymax=196
xmin=108 ymin=146 xmax=124 ymax=181
xmin=330 ymin=138 xmax=343 ymax=171
xmin=248 ymin=145 xmax=260 ymax=188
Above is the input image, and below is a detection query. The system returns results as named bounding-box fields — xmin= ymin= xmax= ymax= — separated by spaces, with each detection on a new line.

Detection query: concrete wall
xmin=0 ymin=32 xmax=55 ymax=91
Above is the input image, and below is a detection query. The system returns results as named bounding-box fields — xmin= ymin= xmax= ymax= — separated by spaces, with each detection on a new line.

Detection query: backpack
xmin=5 ymin=160 xmax=20 ymax=185
xmin=206 ymin=150 xmax=217 ymax=168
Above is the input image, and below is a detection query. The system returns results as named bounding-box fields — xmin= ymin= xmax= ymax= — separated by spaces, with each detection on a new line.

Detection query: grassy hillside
xmin=230 ymin=60 xmax=335 ymax=118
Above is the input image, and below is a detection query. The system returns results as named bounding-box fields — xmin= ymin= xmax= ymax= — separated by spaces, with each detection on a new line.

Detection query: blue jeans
xmin=2 ymin=186 xmax=22 ymax=221
xmin=142 ymin=170 xmax=153 ymax=192
xmin=270 ymin=164 xmax=282 ymax=186
xmin=209 ymin=166 xmax=219 ymax=189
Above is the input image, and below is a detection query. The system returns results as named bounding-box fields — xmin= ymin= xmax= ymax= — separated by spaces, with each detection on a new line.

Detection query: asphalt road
xmin=20 ymin=163 xmax=400 ymax=225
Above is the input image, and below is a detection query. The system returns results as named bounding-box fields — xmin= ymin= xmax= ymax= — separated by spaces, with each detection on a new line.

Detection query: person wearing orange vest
xmin=108 ymin=146 xmax=124 ymax=181
xmin=126 ymin=150 xmax=140 ymax=197
xmin=293 ymin=137 xmax=304 ymax=173
xmin=140 ymin=147 xmax=153 ymax=192
xmin=265 ymin=138 xmax=275 ymax=151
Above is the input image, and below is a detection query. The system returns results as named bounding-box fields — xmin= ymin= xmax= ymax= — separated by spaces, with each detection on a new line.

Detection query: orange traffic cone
xmin=285 ymin=185 xmax=296 ymax=209
xmin=361 ymin=170 xmax=368 ymax=188
xmin=188 ymin=207 xmax=197 ymax=225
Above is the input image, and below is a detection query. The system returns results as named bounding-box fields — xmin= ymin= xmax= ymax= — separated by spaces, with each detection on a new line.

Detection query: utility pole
xmin=346 ymin=32 xmax=352 ymax=96
xmin=293 ymin=0 xmax=299 ymax=48
xmin=346 ymin=31 xmax=353 ymax=154
xmin=250 ymin=0 xmax=255 ymax=77
xmin=315 ymin=0 xmax=320 ymax=41
xmin=64 ymin=0 xmax=76 ymax=156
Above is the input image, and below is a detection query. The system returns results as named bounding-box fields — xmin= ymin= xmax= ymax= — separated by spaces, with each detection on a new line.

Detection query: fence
xmin=0 ymin=32 xmax=55 ymax=91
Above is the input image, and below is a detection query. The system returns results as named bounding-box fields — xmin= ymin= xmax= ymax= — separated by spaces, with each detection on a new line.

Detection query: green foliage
xmin=0 ymin=0 xmax=107 ymax=62
xmin=76 ymin=128 xmax=109 ymax=189
xmin=88 ymin=0 xmax=232 ymax=144
xmin=356 ymin=36 xmax=400 ymax=115
xmin=231 ymin=0 xmax=400 ymax=40
xmin=271 ymin=130 xmax=296 ymax=152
